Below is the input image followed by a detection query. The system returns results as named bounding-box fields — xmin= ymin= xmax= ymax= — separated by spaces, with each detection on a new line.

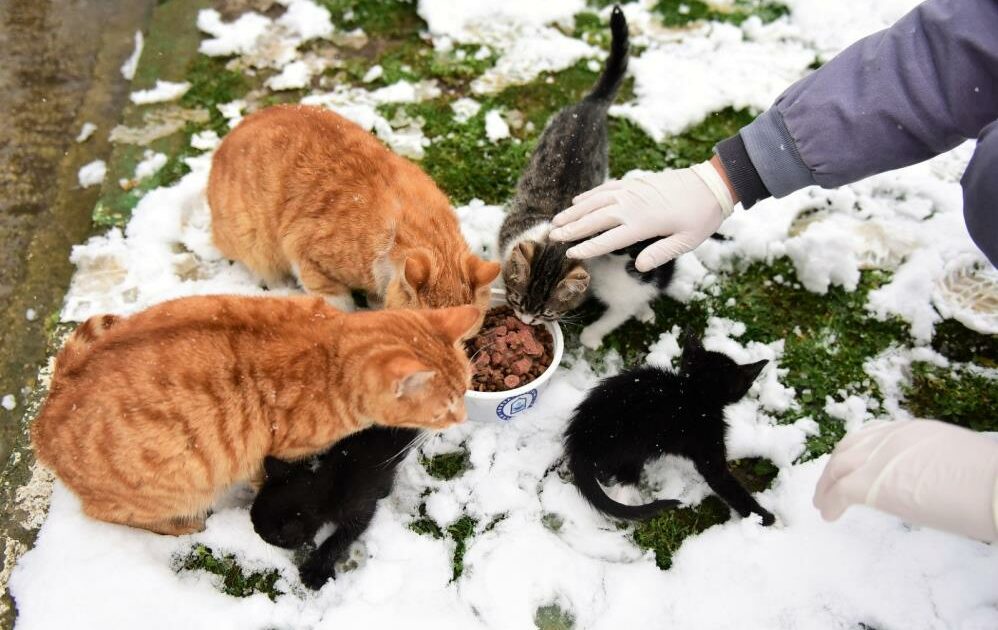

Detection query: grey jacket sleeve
xmin=731 ymin=0 xmax=998 ymax=197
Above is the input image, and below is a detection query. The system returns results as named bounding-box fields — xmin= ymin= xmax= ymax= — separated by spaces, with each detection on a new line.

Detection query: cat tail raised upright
xmin=585 ymin=6 xmax=630 ymax=105
xmin=568 ymin=456 xmax=679 ymax=520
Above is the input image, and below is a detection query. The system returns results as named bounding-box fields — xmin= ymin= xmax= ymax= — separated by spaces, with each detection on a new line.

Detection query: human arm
xmin=722 ymin=0 xmax=998 ymax=206
xmin=813 ymin=419 xmax=998 ymax=543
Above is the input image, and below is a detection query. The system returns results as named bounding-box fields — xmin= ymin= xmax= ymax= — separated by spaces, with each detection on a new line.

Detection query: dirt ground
xmin=0 ymin=1 xmax=155 ymax=625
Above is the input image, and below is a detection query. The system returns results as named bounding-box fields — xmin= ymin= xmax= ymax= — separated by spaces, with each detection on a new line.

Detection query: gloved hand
xmin=548 ymin=159 xmax=735 ymax=272
xmin=813 ymin=419 xmax=998 ymax=543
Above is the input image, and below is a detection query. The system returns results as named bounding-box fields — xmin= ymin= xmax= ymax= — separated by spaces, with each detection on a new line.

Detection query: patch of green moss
xmin=407 ymin=507 xmax=477 ymax=580
xmin=609 ymin=108 xmax=755 ymax=177
xmin=654 ymin=0 xmax=789 ymax=28
xmin=632 ymin=458 xmax=776 ymax=569
xmin=931 ymin=319 xmax=998 ymax=367
xmin=633 ymin=496 xmax=730 ymax=570
xmin=448 ymin=515 xmax=477 ymax=580
xmin=904 ymin=363 xmax=998 ymax=432
xmin=180 ymin=55 xmax=249 ymax=134
xmin=409 ymin=517 xmax=444 ymax=538
xmin=177 ymin=544 xmax=282 ymax=600
xmin=535 ymin=603 xmax=576 ymax=630
xmin=421 ymin=448 xmax=471 ymax=480
xmin=315 ymin=0 xmax=422 ymax=37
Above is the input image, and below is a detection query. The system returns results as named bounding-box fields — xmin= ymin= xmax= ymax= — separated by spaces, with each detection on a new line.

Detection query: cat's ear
xmin=466 ymin=255 xmax=501 ymax=289
xmin=731 ymin=359 xmax=768 ymax=397
xmin=264 ymin=457 xmax=294 ymax=480
xmin=384 ymin=355 xmax=437 ymax=398
xmin=403 ymin=250 xmax=433 ymax=291
xmin=680 ymin=329 xmax=705 ymax=372
xmin=553 ymin=266 xmax=590 ymax=301
xmin=504 ymin=243 xmax=532 ymax=290
xmin=422 ymin=305 xmax=482 ymax=344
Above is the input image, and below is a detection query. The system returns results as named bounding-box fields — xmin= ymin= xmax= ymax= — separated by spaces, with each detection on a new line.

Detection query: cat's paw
xmin=636 ymin=305 xmax=656 ymax=324
xmin=299 ymin=558 xmax=335 ymax=590
xmin=758 ymin=510 xmax=777 ymax=527
xmin=579 ymin=327 xmax=605 ymax=349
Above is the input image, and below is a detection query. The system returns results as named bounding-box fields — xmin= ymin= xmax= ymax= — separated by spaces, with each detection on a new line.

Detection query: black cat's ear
xmin=264 ymin=457 xmax=294 ymax=480
xmin=731 ymin=359 xmax=768 ymax=398
xmin=679 ymin=328 xmax=705 ymax=372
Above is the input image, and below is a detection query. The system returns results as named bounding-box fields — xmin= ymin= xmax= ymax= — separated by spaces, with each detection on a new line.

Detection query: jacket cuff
xmin=715 ymin=134 xmax=770 ymax=209
xmin=739 ymin=108 xmax=816 ymax=198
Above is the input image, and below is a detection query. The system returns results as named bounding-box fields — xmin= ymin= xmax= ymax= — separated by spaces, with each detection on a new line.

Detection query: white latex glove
xmin=548 ymin=160 xmax=734 ymax=272
xmin=813 ymin=419 xmax=998 ymax=543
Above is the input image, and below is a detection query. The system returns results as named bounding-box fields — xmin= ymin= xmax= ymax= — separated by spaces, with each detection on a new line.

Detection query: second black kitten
xmin=564 ymin=332 xmax=775 ymax=524
xmin=251 ymin=427 xmax=420 ymax=589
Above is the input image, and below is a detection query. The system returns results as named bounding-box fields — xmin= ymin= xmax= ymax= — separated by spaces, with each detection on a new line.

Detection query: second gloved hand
xmin=548 ymin=160 xmax=735 ymax=272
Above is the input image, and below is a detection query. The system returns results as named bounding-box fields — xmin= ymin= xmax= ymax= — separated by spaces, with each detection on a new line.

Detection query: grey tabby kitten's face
xmin=503 ymin=240 xmax=590 ymax=324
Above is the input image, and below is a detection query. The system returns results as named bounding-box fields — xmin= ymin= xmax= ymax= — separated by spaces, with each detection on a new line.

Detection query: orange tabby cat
xmin=208 ymin=104 xmax=500 ymax=312
xmin=32 ymin=295 xmax=477 ymax=535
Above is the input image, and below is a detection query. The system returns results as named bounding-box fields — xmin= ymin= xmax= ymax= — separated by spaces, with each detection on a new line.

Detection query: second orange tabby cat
xmin=32 ymin=295 xmax=478 ymax=535
xmin=208 ymin=104 xmax=500 ymax=311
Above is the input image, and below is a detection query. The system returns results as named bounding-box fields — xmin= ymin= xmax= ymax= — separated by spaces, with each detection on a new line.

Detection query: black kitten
xmin=564 ymin=333 xmax=775 ymax=524
xmin=251 ymin=427 xmax=420 ymax=589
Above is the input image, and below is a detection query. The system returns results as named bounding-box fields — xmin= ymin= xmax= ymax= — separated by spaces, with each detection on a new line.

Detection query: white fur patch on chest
xmin=589 ymin=255 xmax=658 ymax=307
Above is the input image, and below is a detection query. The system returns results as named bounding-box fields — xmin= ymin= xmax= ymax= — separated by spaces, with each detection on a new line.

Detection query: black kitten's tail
xmin=586 ymin=6 xmax=629 ymax=104
xmin=568 ymin=456 xmax=679 ymax=521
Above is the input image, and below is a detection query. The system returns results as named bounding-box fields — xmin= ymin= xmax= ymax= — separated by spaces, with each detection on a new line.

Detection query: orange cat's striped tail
xmin=55 ymin=314 xmax=122 ymax=376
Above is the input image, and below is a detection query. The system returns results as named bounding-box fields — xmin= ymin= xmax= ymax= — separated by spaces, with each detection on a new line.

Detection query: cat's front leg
xmin=299 ymin=506 xmax=378 ymax=589
xmin=580 ymin=305 xmax=634 ymax=349
xmin=293 ymin=259 xmax=356 ymax=312
xmin=692 ymin=455 xmax=776 ymax=526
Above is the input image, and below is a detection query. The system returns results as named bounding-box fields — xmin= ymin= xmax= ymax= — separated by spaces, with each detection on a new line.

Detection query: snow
xmin=11 ymin=0 xmax=998 ymax=627
xmin=77 ymin=160 xmax=106 ymax=188
xmin=266 ymin=60 xmax=312 ymax=91
xmin=1 ymin=394 xmax=14 ymax=411
xmin=120 ymin=30 xmax=144 ymax=81
xmin=197 ymin=9 xmax=272 ymax=57
xmin=75 ymin=122 xmax=97 ymax=143
xmin=134 ymin=150 xmax=168 ymax=180
xmin=362 ymin=64 xmax=383 ymax=83
xmin=129 ymin=80 xmax=191 ymax=105
xmin=450 ymin=97 xmax=481 ymax=123
xmin=483 ymin=109 xmax=509 ymax=142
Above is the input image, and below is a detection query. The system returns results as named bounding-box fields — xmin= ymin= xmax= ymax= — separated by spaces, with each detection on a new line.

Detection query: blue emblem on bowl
xmin=496 ymin=389 xmax=538 ymax=421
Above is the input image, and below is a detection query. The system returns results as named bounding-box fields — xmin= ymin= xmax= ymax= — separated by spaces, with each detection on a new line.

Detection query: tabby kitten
xmin=252 ymin=427 xmax=419 ymax=589
xmin=498 ymin=7 xmax=676 ymax=348
xmin=208 ymin=104 xmax=500 ymax=312
xmin=564 ymin=332 xmax=775 ymax=524
xmin=32 ymin=295 xmax=477 ymax=536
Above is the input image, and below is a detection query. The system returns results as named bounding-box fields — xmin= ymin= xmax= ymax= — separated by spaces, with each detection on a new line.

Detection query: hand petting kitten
xmin=550 ymin=157 xmax=737 ymax=272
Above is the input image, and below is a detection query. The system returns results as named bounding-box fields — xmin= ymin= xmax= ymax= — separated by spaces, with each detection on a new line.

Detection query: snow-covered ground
xmin=10 ymin=1 xmax=997 ymax=629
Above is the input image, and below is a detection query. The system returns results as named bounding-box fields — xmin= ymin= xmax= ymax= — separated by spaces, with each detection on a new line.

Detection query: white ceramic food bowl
xmin=465 ymin=289 xmax=564 ymax=423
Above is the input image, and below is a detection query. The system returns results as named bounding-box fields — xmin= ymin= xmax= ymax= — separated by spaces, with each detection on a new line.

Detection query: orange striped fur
xmin=207 ymin=104 xmax=500 ymax=312
xmin=32 ymin=295 xmax=478 ymax=535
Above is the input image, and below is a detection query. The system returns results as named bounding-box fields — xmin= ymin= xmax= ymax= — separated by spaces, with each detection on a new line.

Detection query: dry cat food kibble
xmin=466 ymin=305 xmax=554 ymax=392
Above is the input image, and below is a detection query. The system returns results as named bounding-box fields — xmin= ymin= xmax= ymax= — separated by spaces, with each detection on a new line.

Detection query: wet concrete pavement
xmin=0 ymin=0 xmax=155 ymax=624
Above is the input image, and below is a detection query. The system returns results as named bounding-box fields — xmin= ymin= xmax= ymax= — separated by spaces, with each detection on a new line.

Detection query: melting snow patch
xmin=484 ymin=110 xmax=510 ymax=142
xmin=129 ymin=80 xmax=191 ymax=105
xmin=77 ymin=160 xmax=106 ymax=188
xmin=120 ymin=30 xmax=144 ymax=81
xmin=75 ymin=122 xmax=97 ymax=143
